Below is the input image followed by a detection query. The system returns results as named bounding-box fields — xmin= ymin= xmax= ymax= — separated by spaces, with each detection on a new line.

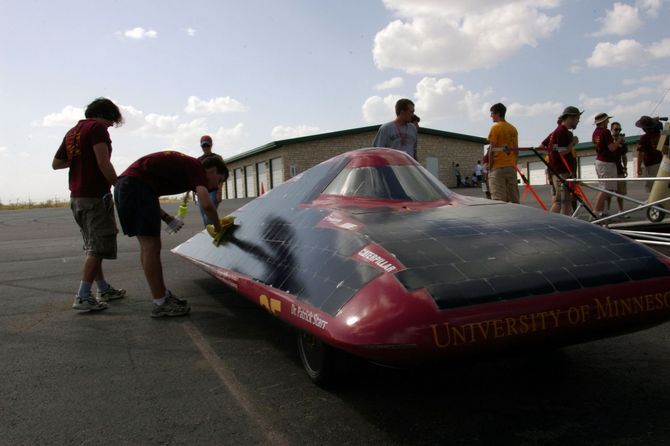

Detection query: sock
xmin=153 ymin=295 xmax=168 ymax=306
xmin=77 ymin=281 xmax=92 ymax=298
xmin=96 ymin=279 xmax=110 ymax=292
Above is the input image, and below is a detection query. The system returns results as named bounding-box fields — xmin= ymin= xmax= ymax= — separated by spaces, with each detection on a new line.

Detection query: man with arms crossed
xmin=52 ymin=97 xmax=126 ymax=312
xmin=114 ymin=151 xmax=228 ymax=318
xmin=592 ymin=112 xmax=624 ymax=218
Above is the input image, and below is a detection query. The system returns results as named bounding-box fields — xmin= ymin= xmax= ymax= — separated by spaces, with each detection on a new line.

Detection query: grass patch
xmin=0 ymin=195 xmax=185 ymax=211
xmin=0 ymin=198 xmax=70 ymax=210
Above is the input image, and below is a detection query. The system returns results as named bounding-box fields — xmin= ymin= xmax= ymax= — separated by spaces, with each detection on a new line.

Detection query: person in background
xmin=592 ymin=112 xmax=624 ymax=218
xmin=372 ymin=98 xmax=418 ymax=159
xmin=453 ymin=163 xmax=463 ymax=187
xmin=486 ymin=103 xmax=519 ymax=203
xmin=182 ymin=135 xmax=227 ymax=226
xmin=52 ymin=97 xmax=126 ymax=312
xmin=539 ymin=106 xmax=582 ymax=215
xmin=114 ymin=151 xmax=228 ymax=318
xmin=607 ymin=122 xmax=628 ymax=216
xmin=635 ymin=115 xmax=664 ymax=192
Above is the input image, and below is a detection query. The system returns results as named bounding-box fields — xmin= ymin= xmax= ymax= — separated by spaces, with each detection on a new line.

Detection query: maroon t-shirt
xmin=54 ymin=119 xmax=112 ymax=197
xmin=592 ymin=127 xmax=618 ymax=163
xmin=120 ymin=151 xmax=209 ymax=196
xmin=637 ymin=130 xmax=663 ymax=166
xmin=542 ymin=124 xmax=576 ymax=174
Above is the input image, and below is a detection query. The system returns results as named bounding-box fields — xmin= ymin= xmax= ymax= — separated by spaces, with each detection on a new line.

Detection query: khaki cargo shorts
xmin=71 ymin=194 xmax=118 ymax=259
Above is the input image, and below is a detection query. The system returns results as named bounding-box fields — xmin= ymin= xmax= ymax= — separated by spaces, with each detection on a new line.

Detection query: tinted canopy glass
xmin=322 ymin=165 xmax=451 ymax=201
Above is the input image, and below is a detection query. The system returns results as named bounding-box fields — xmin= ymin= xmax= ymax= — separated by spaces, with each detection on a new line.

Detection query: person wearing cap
xmin=182 ymin=135 xmax=228 ymax=226
xmin=486 ymin=102 xmax=519 ymax=203
xmin=635 ymin=115 xmax=664 ymax=192
xmin=539 ymin=106 xmax=582 ymax=215
xmin=592 ymin=112 xmax=625 ymax=217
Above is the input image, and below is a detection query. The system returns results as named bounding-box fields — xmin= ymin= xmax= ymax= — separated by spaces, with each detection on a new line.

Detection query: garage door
xmin=579 ymin=155 xmax=597 ymax=180
xmin=528 ymin=162 xmax=547 ymax=185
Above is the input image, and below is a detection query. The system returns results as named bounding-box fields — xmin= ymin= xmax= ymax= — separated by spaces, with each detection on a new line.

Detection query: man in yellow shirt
xmin=486 ymin=102 xmax=519 ymax=203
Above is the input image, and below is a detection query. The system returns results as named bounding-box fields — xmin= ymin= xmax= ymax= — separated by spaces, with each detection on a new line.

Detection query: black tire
xmin=297 ymin=331 xmax=336 ymax=385
xmin=647 ymin=206 xmax=666 ymax=223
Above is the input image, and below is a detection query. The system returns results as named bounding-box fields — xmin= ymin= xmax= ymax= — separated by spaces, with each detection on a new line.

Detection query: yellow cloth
xmin=488 ymin=120 xmax=519 ymax=168
xmin=206 ymin=216 xmax=236 ymax=246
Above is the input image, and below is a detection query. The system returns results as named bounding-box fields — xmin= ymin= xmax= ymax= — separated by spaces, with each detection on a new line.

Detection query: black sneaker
xmin=150 ymin=292 xmax=190 ymax=318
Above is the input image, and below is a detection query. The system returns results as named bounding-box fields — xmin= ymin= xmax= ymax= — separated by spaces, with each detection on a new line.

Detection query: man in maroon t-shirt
xmin=52 ymin=97 xmax=125 ymax=312
xmin=540 ymin=106 xmax=582 ymax=215
xmin=114 ymin=150 xmax=228 ymax=318
xmin=592 ymin=112 xmax=625 ymax=217
xmin=635 ymin=115 xmax=664 ymax=191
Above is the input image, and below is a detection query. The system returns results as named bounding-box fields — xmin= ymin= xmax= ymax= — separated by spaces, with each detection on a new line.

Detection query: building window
xmin=256 ymin=162 xmax=267 ymax=195
xmin=289 ymin=163 xmax=297 ymax=178
xmin=245 ymin=165 xmax=256 ymax=198
xmin=270 ymin=157 xmax=284 ymax=188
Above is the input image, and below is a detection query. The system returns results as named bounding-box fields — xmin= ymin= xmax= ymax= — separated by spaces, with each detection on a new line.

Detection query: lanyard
xmin=395 ymin=123 xmax=406 ymax=146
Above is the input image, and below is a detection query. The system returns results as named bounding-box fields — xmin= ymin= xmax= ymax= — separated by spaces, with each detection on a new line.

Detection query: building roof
xmin=517 ymin=134 xmax=641 ymax=158
xmin=224 ymin=125 xmax=487 ymax=163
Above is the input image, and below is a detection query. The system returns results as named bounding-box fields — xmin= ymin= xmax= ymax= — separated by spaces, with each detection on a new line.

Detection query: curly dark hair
xmin=84 ymin=98 xmax=124 ymax=126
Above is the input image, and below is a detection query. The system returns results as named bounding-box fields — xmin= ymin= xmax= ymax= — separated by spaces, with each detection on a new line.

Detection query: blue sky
xmin=1 ymin=0 xmax=668 ymax=202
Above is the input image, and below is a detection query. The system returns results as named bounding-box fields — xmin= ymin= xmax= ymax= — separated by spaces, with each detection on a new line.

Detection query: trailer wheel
xmin=297 ymin=331 xmax=336 ymax=385
xmin=647 ymin=207 xmax=665 ymax=223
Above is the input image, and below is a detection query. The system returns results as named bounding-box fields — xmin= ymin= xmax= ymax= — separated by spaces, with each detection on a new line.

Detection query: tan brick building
xmin=223 ymin=125 xmax=486 ymax=199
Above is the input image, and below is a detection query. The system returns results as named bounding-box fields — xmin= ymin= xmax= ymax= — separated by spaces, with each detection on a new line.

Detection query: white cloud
xmin=361 ymin=94 xmax=404 ymax=123
xmin=507 ymin=101 xmax=563 ymax=117
xmin=587 ymin=39 xmax=645 ymax=66
xmin=18 ymin=151 xmax=29 ymax=158
xmin=41 ymin=105 xmax=84 ymax=127
xmin=649 ymin=38 xmax=670 ymax=58
xmin=184 ymin=95 xmax=248 ymax=114
xmin=579 ymin=87 xmax=655 ymax=109
xmin=374 ymin=77 xmax=404 ymax=90
xmin=271 ymin=125 xmax=321 ymax=140
xmin=587 ymin=37 xmax=670 ymax=67
xmin=414 ymin=77 xmax=489 ymax=121
xmin=593 ymin=3 xmax=642 ymax=36
xmin=373 ymin=0 xmax=562 ymax=73
xmin=637 ymin=0 xmax=664 ymax=17
xmin=118 ymin=27 xmax=158 ymax=40
xmin=185 ymin=27 xmax=196 ymax=37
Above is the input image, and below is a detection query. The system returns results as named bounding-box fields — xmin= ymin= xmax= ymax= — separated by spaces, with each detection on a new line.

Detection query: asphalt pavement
xmin=1 ymin=193 xmax=669 ymax=445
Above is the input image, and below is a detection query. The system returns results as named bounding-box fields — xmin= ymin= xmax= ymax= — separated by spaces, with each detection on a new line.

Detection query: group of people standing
xmin=53 ymin=97 xmax=228 ymax=317
xmin=373 ymin=98 xmax=666 ymax=218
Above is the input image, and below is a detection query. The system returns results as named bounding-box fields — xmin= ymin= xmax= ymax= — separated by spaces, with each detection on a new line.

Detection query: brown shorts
xmin=71 ymin=195 xmax=118 ymax=259
xmin=551 ymin=174 xmax=574 ymax=206
xmin=489 ymin=166 xmax=520 ymax=203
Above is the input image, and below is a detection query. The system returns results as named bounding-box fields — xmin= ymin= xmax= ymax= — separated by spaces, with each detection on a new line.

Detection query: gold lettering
xmin=595 ymin=296 xmax=614 ymax=320
xmin=451 ymin=324 xmax=467 ymax=346
xmin=518 ymin=314 xmax=530 ymax=334
xmin=493 ymin=319 xmax=505 ymax=338
xmin=619 ymin=298 xmax=632 ymax=315
xmin=664 ymin=291 xmax=670 ymax=308
xmin=645 ymin=295 xmax=655 ymax=312
xmin=567 ymin=306 xmax=581 ymax=325
xmin=580 ymin=305 xmax=590 ymax=323
xmin=655 ymin=293 xmax=664 ymax=310
xmin=430 ymin=323 xmax=451 ymax=348
xmin=476 ymin=321 xmax=491 ymax=340
xmin=548 ymin=309 xmax=561 ymax=328
xmin=632 ymin=296 xmax=645 ymax=313
xmin=505 ymin=317 xmax=518 ymax=336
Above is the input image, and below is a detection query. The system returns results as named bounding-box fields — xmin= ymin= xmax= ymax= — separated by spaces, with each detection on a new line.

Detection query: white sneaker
xmin=72 ymin=294 xmax=108 ymax=311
